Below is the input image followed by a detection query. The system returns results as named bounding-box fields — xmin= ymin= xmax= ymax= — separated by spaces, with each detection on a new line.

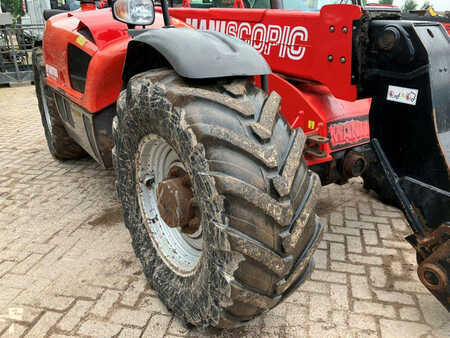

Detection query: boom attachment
xmin=354 ymin=17 xmax=450 ymax=309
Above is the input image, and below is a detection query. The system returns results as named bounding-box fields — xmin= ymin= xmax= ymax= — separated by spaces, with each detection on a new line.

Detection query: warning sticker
xmin=45 ymin=64 xmax=58 ymax=80
xmin=386 ymin=85 xmax=418 ymax=106
xmin=76 ymin=35 xmax=87 ymax=47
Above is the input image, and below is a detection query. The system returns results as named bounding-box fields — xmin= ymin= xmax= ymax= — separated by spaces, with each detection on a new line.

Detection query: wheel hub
xmin=156 ymin=167 xmax=200 ymax=234
xmin=136 ymin=134 xmax=202 ymax=276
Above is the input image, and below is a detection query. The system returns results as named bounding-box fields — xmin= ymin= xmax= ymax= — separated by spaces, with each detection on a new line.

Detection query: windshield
xmin=283 ymin=0 xmax=353 ymax=11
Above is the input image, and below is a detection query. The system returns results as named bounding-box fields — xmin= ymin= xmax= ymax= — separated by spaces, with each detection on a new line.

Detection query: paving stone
xmin=2 ymin=305 xmax=42 ymax=324
xmin=363 ymin=230 xmax=379 ymax=246
xmin=120 ymin=279 xmax=146 ymax=307
xmin=110 ymin=308 xmax=151 ymax=327
xmin=382 ymin=240 xmax=411 ymax=249
xmin=284 ymin=326 xmax=308 ymax=337
xmin=391 ymin=219 xmax=408 ymax=232
xmin=330 ymin=284 xmax=349 ymax=310
xmin=285 ymin=291 xmax=309 ymax=306
xmin=399 ymin=307 xmax=421 ymax=321
xmin=286 ymin=304 xmax=307 ymax=326
xmin=358 ymin=202 xmax=372 ymax=215
xmin=0 ymin=320 xmax=10 ymax=336
xmin=329 ymin=212 xmax=343 ymax=226
xmin=298 ymin=280 xmax=329 ymax=294
xmin=329 ymin=312 xmax=346 ymax=330
xmin=90 ymin=290 xmax=120 ymax=317
xmin=10 ymin=254 xmax=42 ymax=274
xmin=346 ymin=236 xmax=363 ymax=253
xmin=0 ymin=262 xmax=16 ymax=277
xmin=35 ymin=295 xmax=74 ymax=311
xmin=323 ymin=233 xmax=345 ymax=243
xmin=142 ymin=314 xmax=171 ymax=338
xmin=416 ymin=294 xmax=450 ymax=328
xmin=348 ymin=254 xmax=383 ymax=265
xmin=329 ymin=242 xmax=346 ymax=261
xmin=313 ymin=249 xmax=328 ymax=270
xmin=351 ymin=275 xmax=372 ymax=300
xmin=349 ymin=313 xmax=377 ymax=331
xmin=310 ymin=270 xmax=347 ymax=284
xmin=138 ymin=295 xmax=170 ymax=315
xmin=345 ymin=207 xmax=358 ymax=221
xmin=377 ymin=224 xmax=393 ymax=239
xmin=374 ymin=290 xmax=414 ymax=305
xmin=331 ymin=261 xmax=365 ymax=274
xmin=77 ymin=320 xmax=122 ymax=337
xmin=369 ymin=266 xmax=387 ymax=288
xmin=309 ymin=295 xmax=330 ymax=321
xmin=360 ymin=215 xmax=389 ymax=224
xmin=353 ymin=301 xmax=396 ymax=318
xmin=390 ymin=261 xmax=403 ymax=276
xmin=345 ymin=220 xmax=375 ymax=230
xmin=379 ymin=319 xmax=431 ymax=338
xmin=57 ymin=300 xmax=92 ymax=332
xmin=24 ymin=311 xmax=62 ymax=337
xmin=331 ymin=226 xmax=360 ymax=236
xmin=393 ymin=281 xmax=428 ymax=294
xmin=118 ymin=327 xmax=142 ymax=337
xmin=366 ymin=246 xmax=398 ymax=256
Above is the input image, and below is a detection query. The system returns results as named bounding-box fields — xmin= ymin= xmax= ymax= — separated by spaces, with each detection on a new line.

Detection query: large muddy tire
xmin=112 ymin=69 xmax=323 ymax=328
xmin=362 ymin=151 xmax=399 ymax=207
xmin=33 ymin=48 xmax=86 ymax=160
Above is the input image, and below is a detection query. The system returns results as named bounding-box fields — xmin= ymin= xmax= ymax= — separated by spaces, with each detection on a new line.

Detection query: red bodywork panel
xmin=167 ymin=5 xmax=372 ymax=162
xmin=167 ymin=5 xmax=362 ymax=101
xmin=443 ymin=23 xmax=450 ymax=35
xmin=43 ymin=5 xmax=371 ymax=167
xmin=43 ymin=9 xmax=188 ymax=113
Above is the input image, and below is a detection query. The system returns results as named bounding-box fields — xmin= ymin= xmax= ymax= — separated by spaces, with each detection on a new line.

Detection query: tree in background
xmin=402 ymin=0 xmax=418 ymax=12
xmin=379 ymin=0 xmax=394 ymax=5
xmin=1 ymin=0 xmax=25 ymax=20
xmin=421 ymin=0 xmax=432 ymax=9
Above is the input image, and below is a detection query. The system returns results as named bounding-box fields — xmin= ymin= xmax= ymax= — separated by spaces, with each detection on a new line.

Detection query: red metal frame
xmin=166 ymin=5 xmax=372 ymax=163
xmin=43 ymin=5 xmax=371 ymax=168
xmin=43 ymin=8 xmax=188 ymax=113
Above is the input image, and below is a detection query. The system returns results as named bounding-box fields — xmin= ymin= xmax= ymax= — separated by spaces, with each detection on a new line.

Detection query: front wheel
xmin=112 ymin=69 xmax=323 ymax=328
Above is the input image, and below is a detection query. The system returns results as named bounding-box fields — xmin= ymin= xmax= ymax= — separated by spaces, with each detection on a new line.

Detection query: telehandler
xmin=34 ymin=0 xmax=449 ymax=327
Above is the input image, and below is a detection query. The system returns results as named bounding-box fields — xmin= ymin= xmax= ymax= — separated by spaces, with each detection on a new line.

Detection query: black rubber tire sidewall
xmin=112 ymin=78 xmax=233 ymax=328
xmin=32 ymin=47 xmax=87 ymax=160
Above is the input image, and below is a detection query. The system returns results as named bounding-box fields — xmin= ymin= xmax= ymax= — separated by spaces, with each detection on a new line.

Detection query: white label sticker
xmin=387 ymin=85 xmax=418 ymax=106
xmin=45 ymin=64 xmax=58 ymax=80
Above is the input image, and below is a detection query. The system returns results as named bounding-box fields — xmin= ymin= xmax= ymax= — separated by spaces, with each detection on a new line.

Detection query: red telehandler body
xmin=34 ymin=0 xmax=449 ymax=328
xmin=167 ymin=0 xmax=450 ymax=195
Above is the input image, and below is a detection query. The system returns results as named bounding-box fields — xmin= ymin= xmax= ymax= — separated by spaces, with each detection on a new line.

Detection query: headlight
xmin=113 ymin=0 xmax=155 ymax=26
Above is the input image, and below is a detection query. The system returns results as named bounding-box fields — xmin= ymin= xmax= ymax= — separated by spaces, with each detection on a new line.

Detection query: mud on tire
xmin=33 ymin=48 xmax=86 ymax=160
xmin=112 ymin=69 xmax=323 ymax=328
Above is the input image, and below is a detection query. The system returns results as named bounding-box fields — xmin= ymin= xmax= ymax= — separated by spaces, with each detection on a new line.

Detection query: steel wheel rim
xmin=39 ymin=76 xmax=52 ymax=136
xmin=136 ymin=134 xmax=202 ymax=276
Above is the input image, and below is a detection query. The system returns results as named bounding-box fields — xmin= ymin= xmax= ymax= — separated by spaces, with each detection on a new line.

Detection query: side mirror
xmin=112 ymin=0 xmax=155 ymax=26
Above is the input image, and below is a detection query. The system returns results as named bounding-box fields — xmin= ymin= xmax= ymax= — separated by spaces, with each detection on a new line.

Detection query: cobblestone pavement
xmin=0 ymin=85 xmax=448 ymax=338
